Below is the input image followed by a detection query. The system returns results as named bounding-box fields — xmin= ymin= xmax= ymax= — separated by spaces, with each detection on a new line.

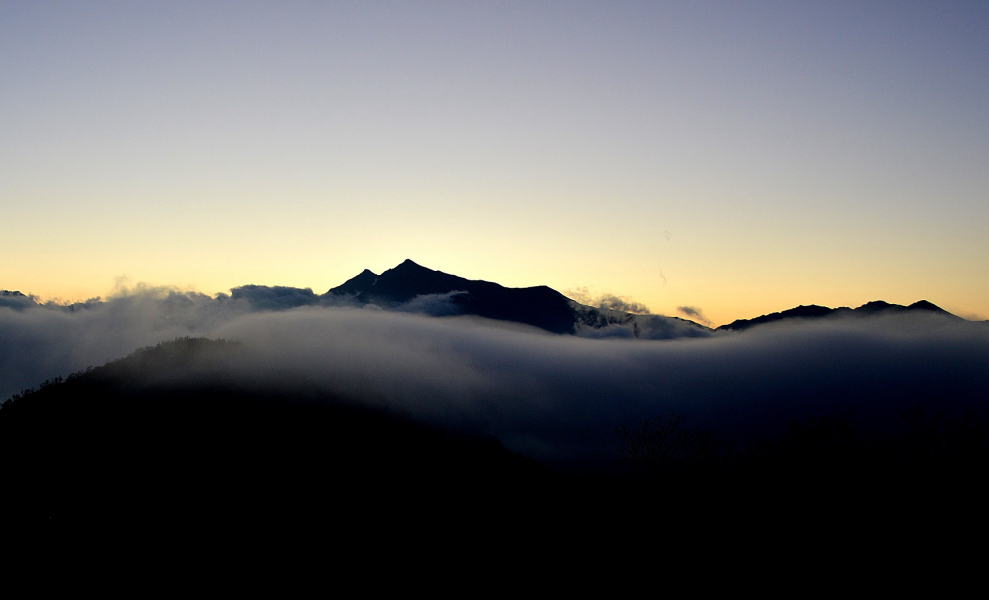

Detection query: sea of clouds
xmin=2 ymin=288 xmax=988 ymax=462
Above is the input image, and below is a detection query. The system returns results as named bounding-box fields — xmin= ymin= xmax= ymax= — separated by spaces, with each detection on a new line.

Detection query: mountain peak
xmin=327 ymin=268 xmax=380 ymax=296
xmin=908 ymin=300 xmax=944 ymax=312
xmin=908 ymin=300 xmax=960 ymax=319
xmin=396 ymin=258 xmax=424 ymax=269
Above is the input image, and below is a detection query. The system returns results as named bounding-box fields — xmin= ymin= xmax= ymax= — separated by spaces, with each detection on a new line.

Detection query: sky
xmin=2 ymin=1 xmax=987 ymax=326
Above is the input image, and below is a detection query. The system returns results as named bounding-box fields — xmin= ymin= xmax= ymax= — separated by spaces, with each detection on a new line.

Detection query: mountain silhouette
xmin=325 ymin=259 xmax=582 ymax=334
xmin=718 ymin=299 xmax=960 ymax=332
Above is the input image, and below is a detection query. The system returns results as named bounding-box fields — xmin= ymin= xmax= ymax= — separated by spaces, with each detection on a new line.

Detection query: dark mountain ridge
xmin=325 ymin=259 xmax=579 ymax=333
xmin=719 ymin=299 xmax=960 ymax=332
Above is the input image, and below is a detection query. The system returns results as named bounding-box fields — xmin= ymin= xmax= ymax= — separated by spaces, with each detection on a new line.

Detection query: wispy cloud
xmin=566 ymin=287 xmax=650 ymax=314
xmin=677 ymin=305 xmax=712 ymax=326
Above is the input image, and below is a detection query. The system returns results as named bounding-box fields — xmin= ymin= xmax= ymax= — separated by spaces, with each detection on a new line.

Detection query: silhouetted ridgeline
xmin=718 ymin=299 xmax=960 ymax=331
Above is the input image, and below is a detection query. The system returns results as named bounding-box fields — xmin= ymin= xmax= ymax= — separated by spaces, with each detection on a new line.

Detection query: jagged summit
xmin=382 ymin=258 xmax=431 ymax=276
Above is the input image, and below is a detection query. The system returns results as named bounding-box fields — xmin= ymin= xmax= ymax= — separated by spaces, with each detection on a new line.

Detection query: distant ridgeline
xmin=2 ymin=260 xmax=981 ymax=336
xmin=718 ymin=299 xmax=962 ymax=332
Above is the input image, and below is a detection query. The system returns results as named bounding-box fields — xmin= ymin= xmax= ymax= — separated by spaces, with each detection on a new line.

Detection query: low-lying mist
xmin=3 ymin=290 xmax=988 ymax=463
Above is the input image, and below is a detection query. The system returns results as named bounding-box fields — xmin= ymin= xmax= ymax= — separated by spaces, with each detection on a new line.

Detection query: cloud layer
xmin=3 ymin=291 xmax=988 ymax=464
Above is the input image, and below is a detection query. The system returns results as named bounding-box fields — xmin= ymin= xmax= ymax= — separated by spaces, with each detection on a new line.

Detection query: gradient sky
xmin=2 ymin=1 xmax=988 ymax=325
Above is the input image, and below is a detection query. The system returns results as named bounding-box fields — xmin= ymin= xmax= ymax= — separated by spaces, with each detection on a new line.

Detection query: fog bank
xmin=3 ymin=293 xmax=987 ymax=461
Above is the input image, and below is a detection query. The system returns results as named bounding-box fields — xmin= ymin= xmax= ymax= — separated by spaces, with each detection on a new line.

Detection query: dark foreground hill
xmin=0 ymin=338 xmax=554 ymax=539
xmin=4 ymin=337 xmax=989 ymax=549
